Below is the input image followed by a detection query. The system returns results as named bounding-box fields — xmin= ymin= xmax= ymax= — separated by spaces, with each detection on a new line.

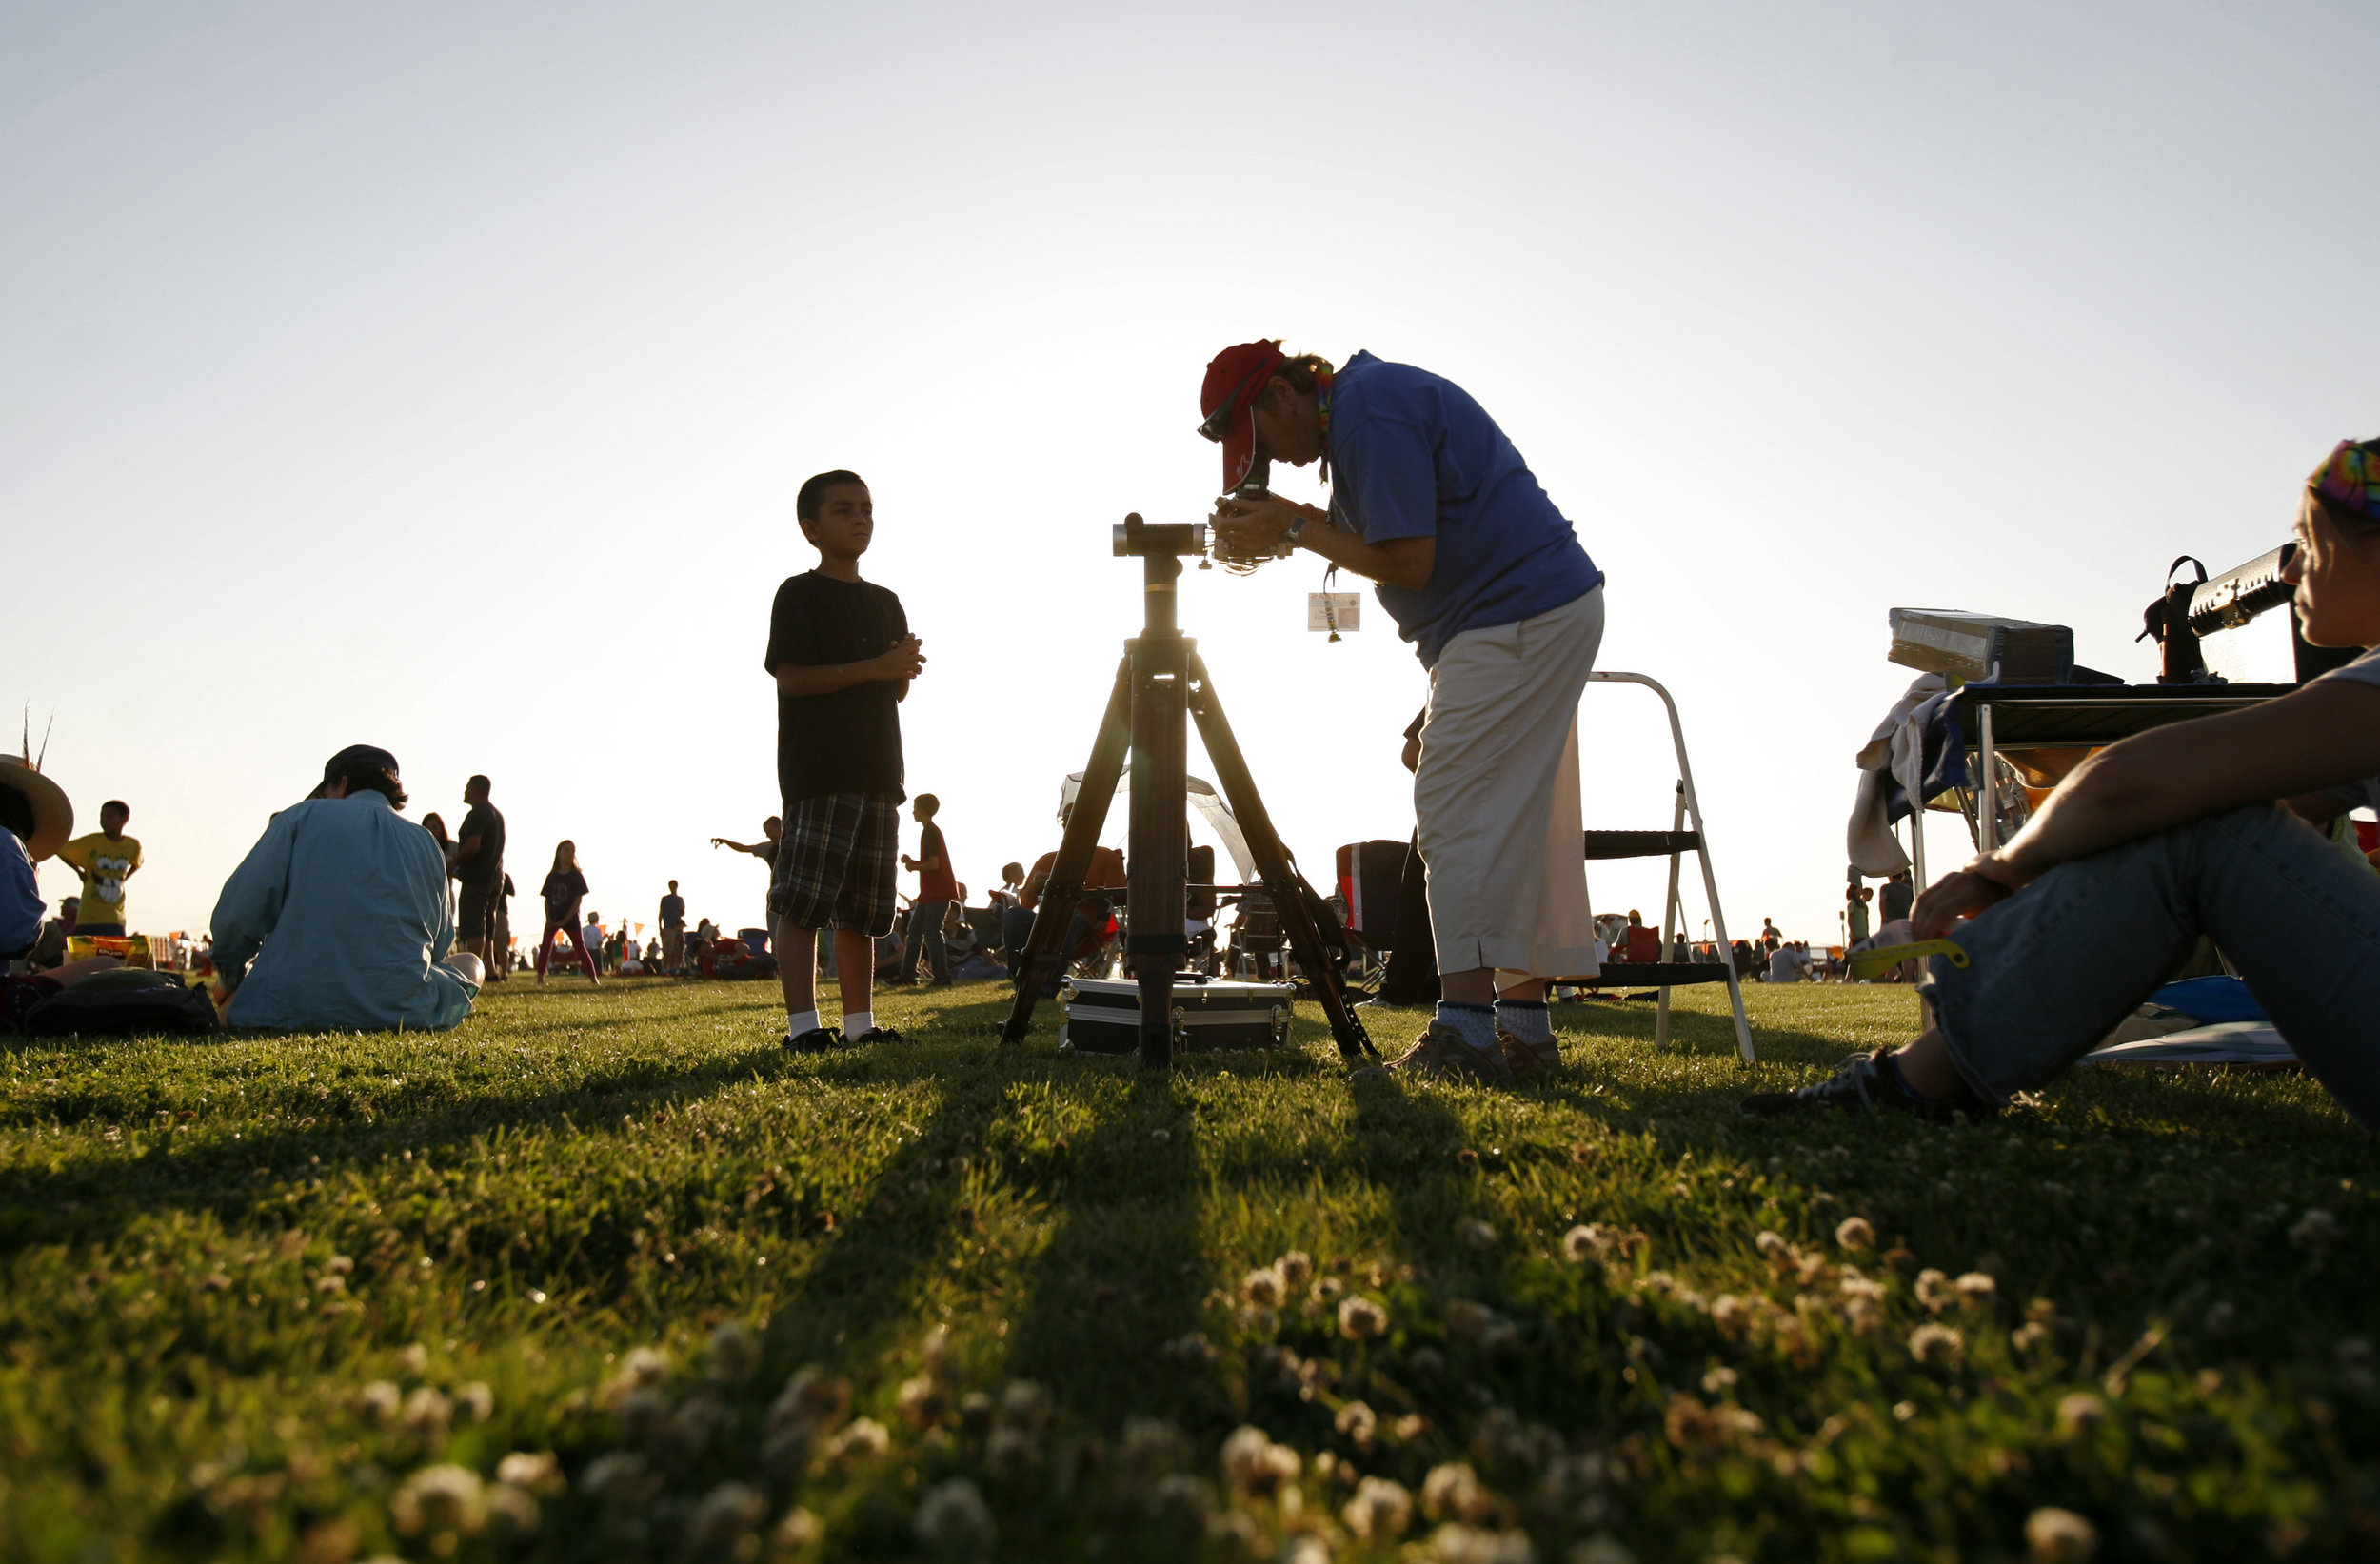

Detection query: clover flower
xmin=1457 ymin=1218 xmax=1498 ymax=1249
xmin=913 ymin=1477 xmax=997 ymax=1557
xmin=484 ymin=1480 xmax=540 ymax=1534
xmin=770 ymin=1366 xmax=852 ymax=1433
xmin=1420 ymin=1461 xmax=1496 ymax=1523
xmin=1334 ymin=1400 xmax=1379 ymax=1449
xmin=1709 ymin=1296 xmax=1753 ymax=1340
xmin=400 ymin=1386 xmax=453 ymax=1438
xmin=825 ymin=1416 xmax=891 ymax=1462
xmin=1908 ymin=1323 xmax=1965 ymax=1367
xmin=1700 ymin=1366 xmax=1738 ymax=1395
xmin=1954 ymin=1272 xmax=1997 ymax=1304
xmin=1219 ymin=1425 xmax=1300 ymax=1498
xmin=389 ymin=1464 xmax=485 ymax=1537
xmin=1428 ymin=1522 xmax=1536 ymax=1563
xmin=396 ymin=1343 xmax=430 ymax=1377
xmin=1326 ymin=1472 xmax=1407 ymax=1539
xmin=1571 ymin=1536 xmax=1636 ymax=1564
xmin=1754 ymin=1231 xmax=1790 ymax=1258
xmin=493 ymin=1452 xmax=564 ymax=1496
xmin=1339 ymin=1296 xmax=1389 ymax=1341
xmin=1278 ymin=1251 xmax=1315 ymax=1289
xmin=1120 ymin=1416 xmax=1186 ymax=1474
xmin=354 ymin=1381 xmax=402 ymax=1423
xmin=896 ymin=1374 xmax=948 ymax=1429
xmin=1240 ymin=1265 xmax=1285 ymax=1307
xmin=773 ymin=1508 xmax=824 ymax=1550
xmin=602 ymin=1346 xmax=669 ymax=1405
xmin=2290 ymin=1209 xmax=2340 ymax=1249
xmin=707 ymin=1321 xmax=760 ymax=1382
xmin=690 ymin=1485 xmax=762 ymax=1542
xmin=2011 ymin=1322 xmax=2049 ymax=1351
xmin=2054 ymin=1392 xmax=2106 ymax=1435
xmin=1834 ymin=1217 xmax=1875 ymax=1252
xmin=997 ymin=1378 xmax=1053 ymax=1431
xmin=2024 ymin=1506 xmax=2098 ymax=1562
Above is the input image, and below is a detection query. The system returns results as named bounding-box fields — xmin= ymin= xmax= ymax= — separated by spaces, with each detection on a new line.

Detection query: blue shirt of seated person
xmin=210 ymin=746 xmax=478 ymax=1032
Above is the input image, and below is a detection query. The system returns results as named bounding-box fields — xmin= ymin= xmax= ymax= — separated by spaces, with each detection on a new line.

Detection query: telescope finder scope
xmin=1113 ymin=513 xmax=1209 ymax=559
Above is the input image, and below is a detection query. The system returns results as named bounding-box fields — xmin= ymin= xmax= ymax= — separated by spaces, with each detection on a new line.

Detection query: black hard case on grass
xmin=1058 ymin=976 xmax=1297 ymax=1055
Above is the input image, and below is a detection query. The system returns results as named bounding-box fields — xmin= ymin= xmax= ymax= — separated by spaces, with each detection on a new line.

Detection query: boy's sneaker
xmin=851 ymin=1025 xmax=909 ymax=1046
xmin=1380 ymin=1020 xmax=1515 ymax=1085
xmin=1498 ymin=1027 xmax=1560 ymax=1077
xmin=1738 ymin=1051 xmax=1993 ymax=1123
xmin=783 ymin=1026 xmax=839 ymax=1054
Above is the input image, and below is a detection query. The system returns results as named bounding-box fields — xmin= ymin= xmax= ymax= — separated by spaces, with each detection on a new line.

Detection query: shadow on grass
xmin=0 ymin=1044 xmax=795 ymax=1257
xmin=757 ymin=1056 xmax=1010 ymax=1383
xmin=994 ymin=1071 xmax=1213 ymax=1430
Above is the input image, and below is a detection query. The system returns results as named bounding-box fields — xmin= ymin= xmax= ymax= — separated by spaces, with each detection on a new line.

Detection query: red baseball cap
xmin=1199 ymin=340 xmax=1287 ymax=491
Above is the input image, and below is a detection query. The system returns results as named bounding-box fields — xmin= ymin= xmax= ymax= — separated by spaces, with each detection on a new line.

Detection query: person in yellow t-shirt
xmin=57 ymin=800 xmax=142 ymax=937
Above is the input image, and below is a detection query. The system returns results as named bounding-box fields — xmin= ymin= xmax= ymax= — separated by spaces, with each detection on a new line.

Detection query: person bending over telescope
xmin=1203 ymin=340 xmax=1606 ymax=1085
xmin=208 ymin=745 xmax=484 ymax=1031
xmin=1745 ymin=437 xmax=2380 ymax=1126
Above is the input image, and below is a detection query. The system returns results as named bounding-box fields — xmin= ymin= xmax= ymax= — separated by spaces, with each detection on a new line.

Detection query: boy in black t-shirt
xmin=764 ymin=469 xmax=927 ymax=1050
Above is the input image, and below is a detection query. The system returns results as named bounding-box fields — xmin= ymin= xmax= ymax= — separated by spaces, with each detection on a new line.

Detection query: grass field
xmin=1 ymin=976 xmax=2373 ymax=1563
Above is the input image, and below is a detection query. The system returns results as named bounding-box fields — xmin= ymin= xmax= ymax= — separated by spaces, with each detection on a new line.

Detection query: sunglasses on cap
xmin=1197 ymin=352 xmax=1286 ymax=443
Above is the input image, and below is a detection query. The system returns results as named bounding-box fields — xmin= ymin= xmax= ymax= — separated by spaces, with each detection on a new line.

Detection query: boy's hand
xmin=874 ymin=635 xmax=926 ymax=681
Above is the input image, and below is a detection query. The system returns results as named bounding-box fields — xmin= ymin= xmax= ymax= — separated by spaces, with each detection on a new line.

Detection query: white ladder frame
xmin=1588 ymin=671 xmax=1756 ymax=1063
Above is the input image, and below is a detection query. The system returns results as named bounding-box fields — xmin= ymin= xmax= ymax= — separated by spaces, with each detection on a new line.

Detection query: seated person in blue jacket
xmin=1746 ymin=437 xmax=2380 ymax=1128
xmin=208 ymin=745 xmax=484 ymax=1031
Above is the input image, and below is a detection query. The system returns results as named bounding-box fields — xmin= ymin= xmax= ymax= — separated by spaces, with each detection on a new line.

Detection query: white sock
xmin=787 ymin=1008 xmax=820 ymax=1037
xmin=843 ymin=1010 xmax=873 ymax=1040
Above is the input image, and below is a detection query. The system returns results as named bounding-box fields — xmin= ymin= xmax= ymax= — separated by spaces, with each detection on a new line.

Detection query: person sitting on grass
xmin=1745 ymin=437 xmax=2380 ymax=1127
xmin=208 ymin=745 xmax=483 ymax=1032
xmin=2 ymin=760 xmax=123 ymax=1029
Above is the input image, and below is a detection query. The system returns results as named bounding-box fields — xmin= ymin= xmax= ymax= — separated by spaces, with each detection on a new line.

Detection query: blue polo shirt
xmin=1325 ymin=350 xmax=1601 ymax=667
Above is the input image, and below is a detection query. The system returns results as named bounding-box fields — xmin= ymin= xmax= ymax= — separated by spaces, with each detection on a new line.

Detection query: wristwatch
xmin=1286 ymin=513 xmax=1311 ymax=546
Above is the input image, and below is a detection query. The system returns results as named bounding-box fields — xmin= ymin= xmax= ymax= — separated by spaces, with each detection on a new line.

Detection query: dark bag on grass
xmin=18 ymin=968 xmax=223 ymax=1037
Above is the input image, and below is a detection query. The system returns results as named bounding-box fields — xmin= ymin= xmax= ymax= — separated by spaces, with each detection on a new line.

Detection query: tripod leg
xmin=1000 ymin=657 xmax=1133 ymax=1045
xmin=1186 ymin=654 xmax=1378 ymax=1061
xmin=1128 ymin=628 xmax=1189 ymax=1071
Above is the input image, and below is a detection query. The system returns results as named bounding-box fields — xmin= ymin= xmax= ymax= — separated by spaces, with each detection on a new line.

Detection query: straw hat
xmin=0 ymin=755 xmax=73 ymax=861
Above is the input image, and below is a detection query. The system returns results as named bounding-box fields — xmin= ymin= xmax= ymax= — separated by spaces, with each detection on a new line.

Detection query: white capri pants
xmin=1416 ymin=586 xmax=1604 ymax=980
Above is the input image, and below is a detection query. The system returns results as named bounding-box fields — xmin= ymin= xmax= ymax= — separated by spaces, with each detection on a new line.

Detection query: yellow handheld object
xmin=1849 ymin=940 xmax=1968 ymax=981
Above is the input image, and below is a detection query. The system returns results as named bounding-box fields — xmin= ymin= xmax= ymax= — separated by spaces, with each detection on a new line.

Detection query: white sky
xmin=6 ymin=1 xmax=2375 ymax=949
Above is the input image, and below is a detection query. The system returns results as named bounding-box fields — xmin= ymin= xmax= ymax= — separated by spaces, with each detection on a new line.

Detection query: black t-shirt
xmin=765 ymin=571 xmax=908 ymax=803
xmin=457 ymin=803 xmax=506 ymax=888
xmin=1879 ymin=880 xmax=1914 ymax=922
xmin=660 ymin=893 xmax=684 ymax=928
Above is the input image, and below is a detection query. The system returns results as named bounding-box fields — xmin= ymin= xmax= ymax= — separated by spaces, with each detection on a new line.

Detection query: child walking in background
xmin=535 ymin=841 xmax=601 ymax=984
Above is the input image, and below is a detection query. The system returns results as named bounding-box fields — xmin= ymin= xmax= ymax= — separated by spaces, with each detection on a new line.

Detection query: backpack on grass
xmin=18 ymin=968 xmax=223 ymax=1038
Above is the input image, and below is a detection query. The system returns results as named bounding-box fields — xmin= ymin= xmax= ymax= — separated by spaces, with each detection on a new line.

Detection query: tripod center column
xmin=1127 ymin=551 xmax=1191 ymax=1070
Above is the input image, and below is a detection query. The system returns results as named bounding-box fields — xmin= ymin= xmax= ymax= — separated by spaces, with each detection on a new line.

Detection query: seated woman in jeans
xmin=1747 ymin=437 xmax=2380 ymax=1128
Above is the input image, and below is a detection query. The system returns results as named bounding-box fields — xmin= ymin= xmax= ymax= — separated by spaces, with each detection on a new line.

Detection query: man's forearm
xmin=1294 ymin=519 xmax=1434 ymax=591
xmin=774 ymin=661 xmax=881 ymax=697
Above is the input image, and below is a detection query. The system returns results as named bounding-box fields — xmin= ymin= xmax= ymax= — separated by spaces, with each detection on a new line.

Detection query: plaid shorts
xmin=769 ymin=793 xmax=902 ymax=936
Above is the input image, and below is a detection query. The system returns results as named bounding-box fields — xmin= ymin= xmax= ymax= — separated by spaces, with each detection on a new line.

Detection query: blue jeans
xmin=902 ymin=900 xmax=952 ymax=984
xmin=1929 ymin=804 xmax=2380 ymax=1128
